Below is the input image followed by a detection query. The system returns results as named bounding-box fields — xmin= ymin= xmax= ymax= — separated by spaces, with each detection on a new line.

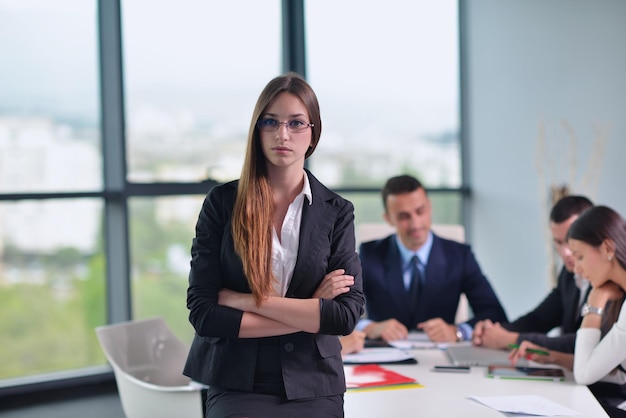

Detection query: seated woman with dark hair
xmin=512 ymin=205 xmax=626 ymax=417
xmin=568 ymin=205 xmax=626 ymax=417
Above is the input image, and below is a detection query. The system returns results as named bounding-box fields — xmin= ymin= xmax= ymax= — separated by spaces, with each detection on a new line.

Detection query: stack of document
xmin=342 ymin=347 xmax=417 ymax=364
xmin=388 ymin=331 xmax=448 ymax=349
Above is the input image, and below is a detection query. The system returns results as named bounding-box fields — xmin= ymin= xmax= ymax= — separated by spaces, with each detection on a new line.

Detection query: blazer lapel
xmin=423 ymin=235 xmax=447 ymax=290
xmin=384 ymin=242 xmax=409 ymax=299
xmin=286 ymin=173 xmax=336 ymax=297
xmin=383 ymin=240 xmax=415 ymax=327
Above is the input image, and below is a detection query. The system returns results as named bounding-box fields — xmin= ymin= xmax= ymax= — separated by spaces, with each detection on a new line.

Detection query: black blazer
xmin=359 ymin=234 xmax=507 ymax=329
xmin=183 ymin=171 xmax=364 ymax=400
xmin=504 ymin=267 xmax=588 ymax=352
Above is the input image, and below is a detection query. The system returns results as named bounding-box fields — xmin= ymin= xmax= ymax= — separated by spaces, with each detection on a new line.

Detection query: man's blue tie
xmin=409 ymin=255 xmax=422 ymax=300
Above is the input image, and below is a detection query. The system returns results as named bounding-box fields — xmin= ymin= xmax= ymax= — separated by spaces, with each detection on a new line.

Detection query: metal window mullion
xmin=281 ymin=0 xmax=306 ymax=77
xmin=98 ymin=0 xmax=131 ymax=324
xmin=458 ymin=0 xmax=471 ymax=239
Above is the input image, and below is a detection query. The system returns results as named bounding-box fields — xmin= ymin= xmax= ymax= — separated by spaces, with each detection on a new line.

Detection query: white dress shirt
xmin=270 ymin=171 xmax=312 ymax=297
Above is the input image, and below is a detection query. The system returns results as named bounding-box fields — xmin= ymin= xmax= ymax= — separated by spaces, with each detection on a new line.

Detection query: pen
xmin=507 ymin=344 xmax=549 ymax=356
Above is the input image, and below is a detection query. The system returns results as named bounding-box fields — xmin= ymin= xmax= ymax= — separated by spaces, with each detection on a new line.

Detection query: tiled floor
xmin=0 ymin=392 xmax=124 ymax=418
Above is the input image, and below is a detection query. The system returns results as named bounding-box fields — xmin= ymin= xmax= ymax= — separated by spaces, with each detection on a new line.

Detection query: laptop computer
xmin=445 ymin=345 xmax=528 ymax=367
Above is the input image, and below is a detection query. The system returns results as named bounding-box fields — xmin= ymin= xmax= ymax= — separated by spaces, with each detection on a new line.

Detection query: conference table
xmin=344 ymin=346 xmax=609 ymax=417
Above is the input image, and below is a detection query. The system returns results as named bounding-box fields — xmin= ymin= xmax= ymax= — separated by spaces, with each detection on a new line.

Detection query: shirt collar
xmin=574 ymin=273 xmax=589 ymax=290
xmin=302 ymin=170 xmax=312 ymax=205
xmin=394 ymin=231 xmax=434 ymax=268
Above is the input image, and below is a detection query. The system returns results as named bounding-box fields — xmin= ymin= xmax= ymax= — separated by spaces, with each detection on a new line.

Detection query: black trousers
xmin=589 ymin=382 xmax=626 ymax=418
xmin=205 ymin=387 xmax=343 ymax=418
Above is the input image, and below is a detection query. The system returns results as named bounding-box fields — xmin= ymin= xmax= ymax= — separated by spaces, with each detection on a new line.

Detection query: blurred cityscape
xmin=0 ymin=107 xmax=459 ymax=287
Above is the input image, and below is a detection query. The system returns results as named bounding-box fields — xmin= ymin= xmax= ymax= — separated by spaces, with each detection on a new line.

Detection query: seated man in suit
xmin=355 ymin=174 xmax=508 ymax=343
xmin=472 ymin=195 xmax=594 ymax=352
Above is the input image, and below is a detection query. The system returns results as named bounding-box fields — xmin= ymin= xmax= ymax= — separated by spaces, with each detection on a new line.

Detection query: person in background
xmin=473 ymin=195 xmax=593 ymax=352
xmin=354 ymin=174 xmax=507 ymax=343
xmin=183 ymin=73 xmax=364 ymax=418
xmin=512 ymin=205 xmax=626 ymax=417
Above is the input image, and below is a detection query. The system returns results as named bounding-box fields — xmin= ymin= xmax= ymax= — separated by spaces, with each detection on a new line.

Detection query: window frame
xmin=0 ymin=0 xmax=468 ymax=397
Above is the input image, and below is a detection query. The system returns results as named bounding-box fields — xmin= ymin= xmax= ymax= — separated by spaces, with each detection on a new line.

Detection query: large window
xmin=0 ymin=200 xmax=105 ymax=380
xmin=128 ymin=196 xmax=202 ymax=344
xmin=121 ymin=0 xmax=281 ymax=342
xmin=122 ymin=0 xmax=281 ymax=184
xmin=306 ymin=0 xmax=460 ymax=191
xmin=0 ymin=0 xmax=104 ymax=382
xmin=0 ymin=0 xmax=101 ymax=193
xmin=0 ymin=0 xmax=461 ymax=391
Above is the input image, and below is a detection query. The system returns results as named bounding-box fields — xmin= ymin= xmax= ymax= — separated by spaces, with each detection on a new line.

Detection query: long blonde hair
xmin=231 ymin=73 xmax=322 ymax=305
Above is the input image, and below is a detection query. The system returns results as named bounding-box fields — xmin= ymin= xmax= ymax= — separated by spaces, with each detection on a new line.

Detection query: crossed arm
xmin=219 ymin=269 xmax=356 ymax=338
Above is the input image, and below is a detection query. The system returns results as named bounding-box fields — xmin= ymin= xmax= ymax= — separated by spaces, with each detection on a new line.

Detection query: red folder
xmin=345 ymin=364 xmax=418 ymax=389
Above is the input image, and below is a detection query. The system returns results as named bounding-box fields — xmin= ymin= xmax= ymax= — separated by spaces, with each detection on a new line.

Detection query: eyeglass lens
xmin=257 ymin=118 xmax=312 ymax=133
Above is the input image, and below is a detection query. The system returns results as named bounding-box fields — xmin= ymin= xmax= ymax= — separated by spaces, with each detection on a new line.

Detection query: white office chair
xmin=356 ymin=222 xmax=469 ymax=324
xmin=95 ymin=317 xmax=205 ymax=418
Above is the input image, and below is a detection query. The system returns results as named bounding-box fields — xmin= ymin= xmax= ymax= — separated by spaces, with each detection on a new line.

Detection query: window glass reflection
xmin=305 ymin=0 xmax=460 ymax=189
xmin=0 ymin=199 xmax=106 ymax=379
xmin=0 ymin=0 xmax=101 ymax=193
xmin=122 ymin=0 xmax=281 ymax=183
xmin=129 ymin=196 xmax=203 ymax=344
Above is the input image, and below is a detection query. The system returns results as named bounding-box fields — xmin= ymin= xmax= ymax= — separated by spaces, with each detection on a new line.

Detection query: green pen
xmin=507 ymin=344 xmax=549 ymax=356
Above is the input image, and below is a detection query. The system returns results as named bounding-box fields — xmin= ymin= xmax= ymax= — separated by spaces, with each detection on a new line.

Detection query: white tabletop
xmin=344 ymin=348 xmax=609 ymax=417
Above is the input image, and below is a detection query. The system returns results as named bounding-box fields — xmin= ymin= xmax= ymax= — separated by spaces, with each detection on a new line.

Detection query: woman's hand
xmin=313 ymin=269 xmax=354 ymax=299
xmin=509 ymin=340 xmax=549 ymax=365
xmin=588 ymin=282 xmax=625 ymax=307
xmin=508 ymin=340 xmax=574 ymax=370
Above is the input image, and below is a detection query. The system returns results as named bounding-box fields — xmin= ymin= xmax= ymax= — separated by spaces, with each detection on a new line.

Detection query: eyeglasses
xmin=256 ymin=118 xmax=314 ymax=133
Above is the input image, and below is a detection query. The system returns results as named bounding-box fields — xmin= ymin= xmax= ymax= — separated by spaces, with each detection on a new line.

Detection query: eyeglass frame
xmin=256 ymin=118 xmax=314 ymax=133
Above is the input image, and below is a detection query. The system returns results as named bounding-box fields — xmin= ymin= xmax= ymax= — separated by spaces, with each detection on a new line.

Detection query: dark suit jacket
xmin=359 ymin=234 xmax=507 ymax=329
xmin=183 ymin=171 xmax=364 ymax=400
xmin=504 ymin=267 xmax=588 ymax=352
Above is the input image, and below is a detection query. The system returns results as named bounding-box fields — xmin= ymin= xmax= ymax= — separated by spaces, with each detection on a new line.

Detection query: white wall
xmin=464 ymin=0 xmax=626 ymax=319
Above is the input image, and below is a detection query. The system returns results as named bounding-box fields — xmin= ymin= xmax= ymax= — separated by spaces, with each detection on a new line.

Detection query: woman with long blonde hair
xmin=184 ymin=73 xmax=364 ymax=417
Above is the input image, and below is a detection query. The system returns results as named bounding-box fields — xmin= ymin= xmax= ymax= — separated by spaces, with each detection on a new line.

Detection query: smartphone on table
xmin=431 ymin=365 xmax=471 ymax=373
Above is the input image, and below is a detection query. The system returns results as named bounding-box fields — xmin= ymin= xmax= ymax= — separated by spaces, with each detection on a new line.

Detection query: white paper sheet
xmin=342 ymin=347 xmax=415 ymax=364
xmin=469 ymin=395 xmax=579 ymax=416
xmin=388 ymin=332 xmax=449 ymax=349
xmin=389 ymin=340 xmax=438 ymax=349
